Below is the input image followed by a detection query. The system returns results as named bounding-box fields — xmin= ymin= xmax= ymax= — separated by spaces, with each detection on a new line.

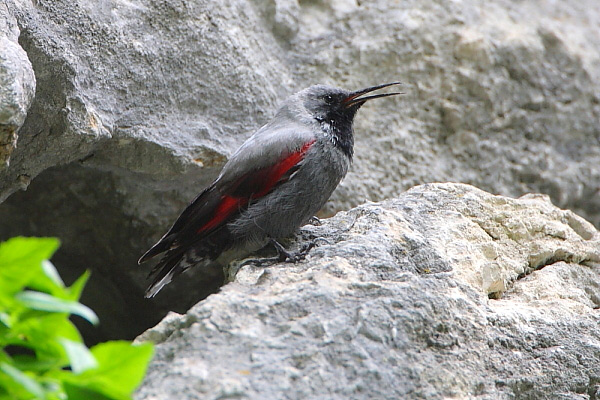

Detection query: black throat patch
xmin=322 ymin=105 xmax=359 ymax=160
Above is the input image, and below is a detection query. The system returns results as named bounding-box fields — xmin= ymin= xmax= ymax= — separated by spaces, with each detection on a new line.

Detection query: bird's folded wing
xmin=138 ymin=131 xmax=316 ymax=264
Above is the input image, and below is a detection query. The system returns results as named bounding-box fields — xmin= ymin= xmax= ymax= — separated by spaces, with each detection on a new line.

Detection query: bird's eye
xmin=324 ymin=95 xmax=334 ymax=104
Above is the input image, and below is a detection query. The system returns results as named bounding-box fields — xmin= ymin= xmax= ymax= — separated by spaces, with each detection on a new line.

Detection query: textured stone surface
xmin=135 ymin=183 xmax=600 ymax=400
xmin=0 ymin=2 xmax=35 ymax=170
xmin=1 ymin=0 xmax=599 ymax=342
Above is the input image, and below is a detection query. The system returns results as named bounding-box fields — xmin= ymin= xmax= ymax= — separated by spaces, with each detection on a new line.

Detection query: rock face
xmin=135 ymin=183 xmax=600 ymax=400
xmin=0 ymin=2 xmax=35 ymax=170
xmin=1 ymin=0 xmax=599 ymax=342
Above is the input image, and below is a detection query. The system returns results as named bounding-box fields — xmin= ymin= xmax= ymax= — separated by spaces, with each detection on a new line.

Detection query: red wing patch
xmin=197 ymin=195 xmax=243 ymax=233
xmin=255 ymin=139 xmax=315 ymax=197
xmin=197 ymin=139 xmax=315 ymax=234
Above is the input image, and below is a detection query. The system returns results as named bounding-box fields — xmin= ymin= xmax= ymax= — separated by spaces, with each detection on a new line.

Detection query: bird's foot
xmin=306 ymin=216 xmax=322 ymax=226
xmin=239 ymin=256 xmax=281 ymax=268
xmin=270 ymin=239 xmax=318 ymax=263
xmin=239 ymin=239 xmax=318 ymax=268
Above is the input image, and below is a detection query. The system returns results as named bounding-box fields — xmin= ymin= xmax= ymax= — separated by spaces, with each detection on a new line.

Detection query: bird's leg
xmin=270 ymin=239 xmax=316 ymax=263
xmin=238 ymin=256 xmax=279 ymax=268
xmin=237 ymin=240 xmax=290 ymax=268
xmin=240 ymin=239 xmax=318 ymax=268
xmin=270 ymin=239 xmax=293 ymax=262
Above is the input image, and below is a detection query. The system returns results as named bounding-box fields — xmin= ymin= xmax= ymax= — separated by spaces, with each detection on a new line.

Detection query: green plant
xmin=0 ymin=237 xmax=153 ymax=400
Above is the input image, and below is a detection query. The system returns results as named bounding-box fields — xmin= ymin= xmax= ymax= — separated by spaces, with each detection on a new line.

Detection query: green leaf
xmin=90 ymin=341 xmax=153 ymax=394
xmin=15 ymin=291 xmax=98 ymax=325
xmin=0 ymin=313 xmax=10 ymax=329
xmin=59 ymin=339 xmax=98 ymax=374
xmin=11 ymin=313 xmax=82 ymax=363
xmin=11 ymin=355 xmax=62 ymax=373
xmin=59 ymin=341 xmax=153 ymax=399
xmin=28 ymin=261 xmax=89 ymax=302
xmin=66 ymin=270 xmax=90 ymax=302
xmin=63 ymin=382 xmax=113 ymax=400
xmin=89 ymin=341 xmax=154 ymax=392
xmin=0 ymin=237 xmax=153 ymax=400
xmin=0 ymin=362 xmax=46 ymax=399
xmin=26 ymin=260 xmax=68 ymax=299
xmin=41 ymin=261 xmax=65 ymax=288
xmin=0 ymin=237 xmax=60 ymax=296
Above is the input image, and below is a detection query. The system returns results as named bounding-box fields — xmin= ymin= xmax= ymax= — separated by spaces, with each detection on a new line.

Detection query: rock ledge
xmin=135 ymin=183 xmax=600 ymax=400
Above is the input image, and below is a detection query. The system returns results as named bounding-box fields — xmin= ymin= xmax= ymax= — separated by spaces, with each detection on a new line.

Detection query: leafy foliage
xmin=0 ymin=237 xmax=153 ymax=400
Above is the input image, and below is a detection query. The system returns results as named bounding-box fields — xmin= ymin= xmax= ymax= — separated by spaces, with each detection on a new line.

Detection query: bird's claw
xmin=307 ymin=216 xmax=322 ymax=226
xmin=271 ymin=239 xmax=318 ymax=263
xmin=297 ymin=241 xmax=317 ymax=259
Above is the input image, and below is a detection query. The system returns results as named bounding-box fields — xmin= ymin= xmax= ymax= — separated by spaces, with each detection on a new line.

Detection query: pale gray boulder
xmin=0 ymin=2 xmax=35 ymax=170
xmin=0 ymin=0 xmax=599 ymax=342
xmin=135 ymin=183 xmax=600 ymax=400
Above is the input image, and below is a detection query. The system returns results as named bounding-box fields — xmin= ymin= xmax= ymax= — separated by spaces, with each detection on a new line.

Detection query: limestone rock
xmin=135 ymin=183 xmax=600 ymax=400
xmin=0 ymin=3 xmax=35 ymax=170
xmin=0 ymin=0 xmax=599 ymax=342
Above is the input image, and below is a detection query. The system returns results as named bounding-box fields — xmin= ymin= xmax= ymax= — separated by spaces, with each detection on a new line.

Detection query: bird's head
xmin=286 ymin=82 xmax=402 ymax=158
xmin=300 ymin=82 xmax=402 ymax=127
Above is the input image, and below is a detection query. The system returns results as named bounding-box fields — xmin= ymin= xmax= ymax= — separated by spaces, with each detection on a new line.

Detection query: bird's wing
xmin=139 ymin=123 xmax=316 ymax=264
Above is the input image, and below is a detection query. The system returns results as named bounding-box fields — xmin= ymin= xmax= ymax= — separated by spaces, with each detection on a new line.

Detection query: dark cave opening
xmin=0 ymin=162 xmax=224 ymax=345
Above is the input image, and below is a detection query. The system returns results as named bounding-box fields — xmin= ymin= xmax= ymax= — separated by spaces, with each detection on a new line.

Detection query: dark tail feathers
xmin=144 ymin=250 xmax=187 ymax=298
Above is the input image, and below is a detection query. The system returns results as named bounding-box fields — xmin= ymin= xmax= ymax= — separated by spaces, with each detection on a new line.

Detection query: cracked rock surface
xmin=135 ymin=183 xmax=600 ymax=400
xmin=1 ymin=0 xmax=600 ymax=342
xmin=0 ymin=2 xmax=35 ymax=170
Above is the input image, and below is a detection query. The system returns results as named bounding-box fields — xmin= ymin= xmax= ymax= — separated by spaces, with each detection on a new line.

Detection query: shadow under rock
xmin=0 ymin=163 xmax=224 ymax=345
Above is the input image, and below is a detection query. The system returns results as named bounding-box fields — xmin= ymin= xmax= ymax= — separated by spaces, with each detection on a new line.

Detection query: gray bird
xmin=139 ymin=82 xmax=402 ymax=297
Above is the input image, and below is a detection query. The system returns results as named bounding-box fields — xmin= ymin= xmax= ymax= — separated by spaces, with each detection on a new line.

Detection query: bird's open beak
xmin=343 ymin=82 xmax=403 ymax=108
